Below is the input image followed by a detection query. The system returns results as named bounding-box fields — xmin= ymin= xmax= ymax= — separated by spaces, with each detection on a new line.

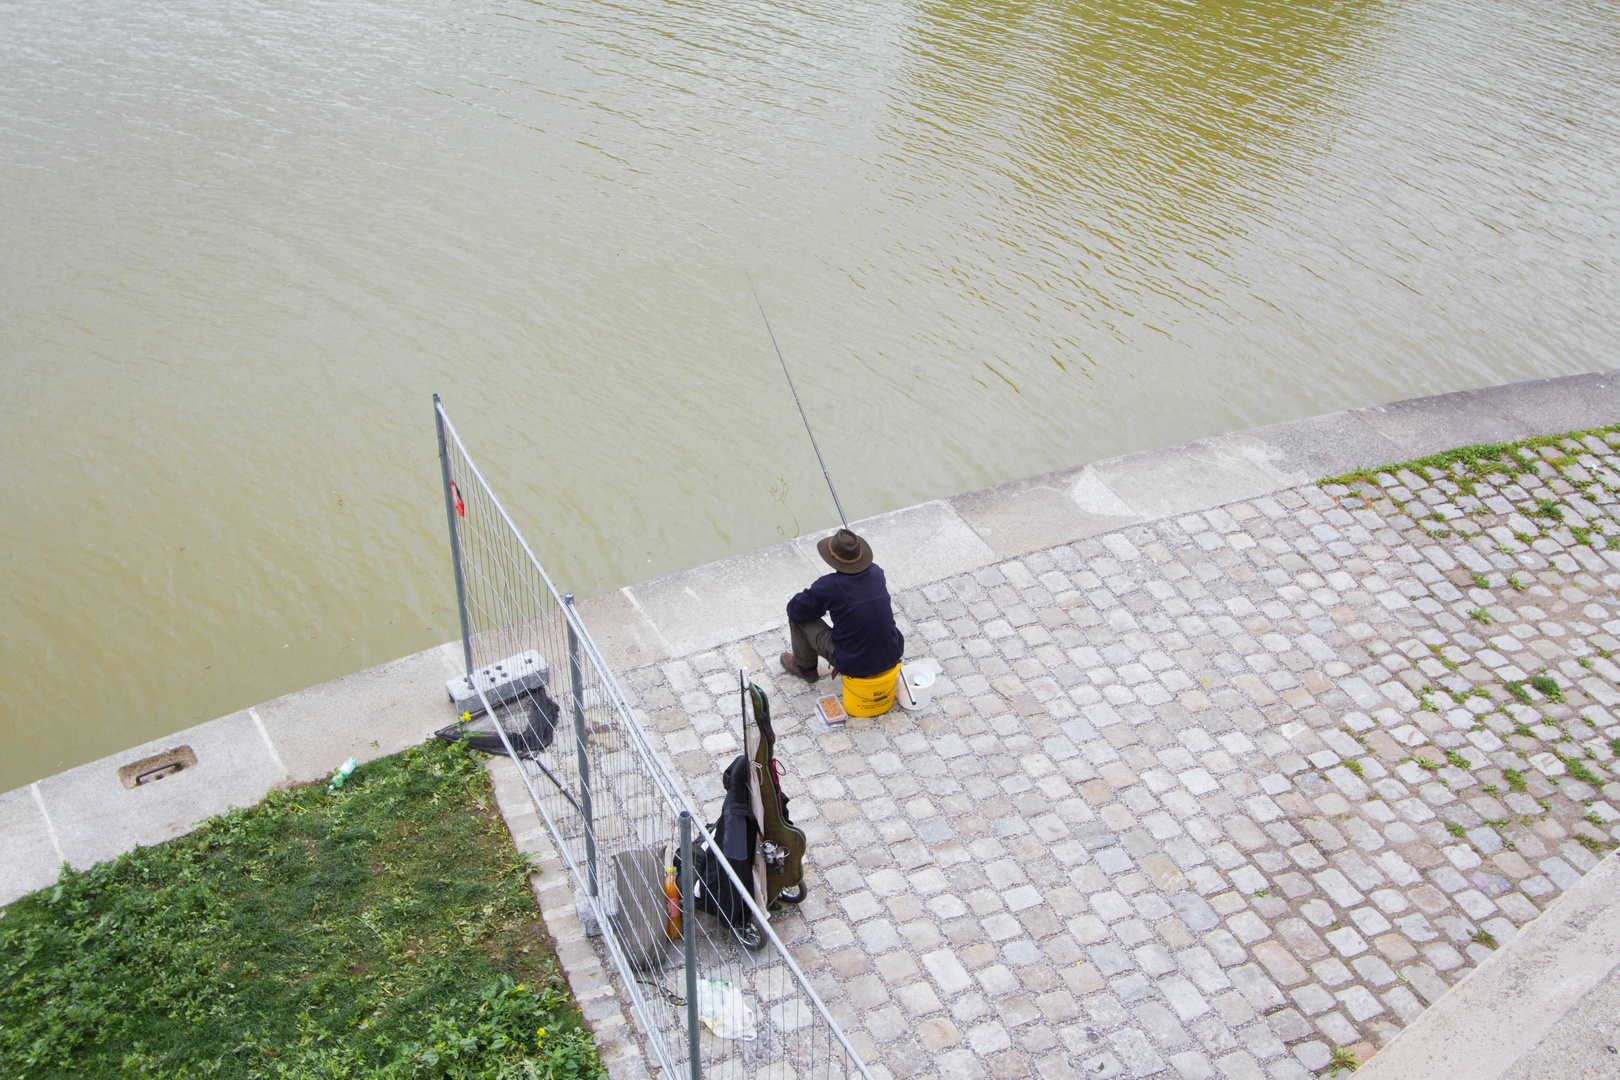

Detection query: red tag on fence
xmin=450 ymin=481 xmax=465 ymax=517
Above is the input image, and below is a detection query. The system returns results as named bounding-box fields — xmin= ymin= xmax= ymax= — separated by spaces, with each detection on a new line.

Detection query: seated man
xmin=780 ymin=529 xmax=905 ymax=710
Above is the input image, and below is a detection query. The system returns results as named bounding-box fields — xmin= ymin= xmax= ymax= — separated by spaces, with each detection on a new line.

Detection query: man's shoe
xmin=779 ymin=651 xmax=819 ymax=683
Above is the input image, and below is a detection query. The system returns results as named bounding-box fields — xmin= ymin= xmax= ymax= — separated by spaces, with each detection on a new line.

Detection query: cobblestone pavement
xmin=615 ymin=429 xmax=1620 ymax=1080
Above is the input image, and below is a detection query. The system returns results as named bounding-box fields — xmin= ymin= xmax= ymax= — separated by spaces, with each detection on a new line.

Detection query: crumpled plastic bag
xmin=695 ymin=978 xmax=756 ymax=1041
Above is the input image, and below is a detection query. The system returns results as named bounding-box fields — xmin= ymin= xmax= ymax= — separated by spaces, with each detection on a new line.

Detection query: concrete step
xmin=1358 ymin=852 xmax=1620 ymax=1080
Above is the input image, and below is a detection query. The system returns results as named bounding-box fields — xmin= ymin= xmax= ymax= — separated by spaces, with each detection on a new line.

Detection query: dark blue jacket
xmin=786 ymin=565 xmax=904 ymax=678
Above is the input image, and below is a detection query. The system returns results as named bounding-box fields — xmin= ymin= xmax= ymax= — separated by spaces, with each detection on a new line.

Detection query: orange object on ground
xmin=663 ymin=867 xmax=681 ymax=939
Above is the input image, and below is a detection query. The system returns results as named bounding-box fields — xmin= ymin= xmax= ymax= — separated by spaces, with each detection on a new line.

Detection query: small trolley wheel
xmin=738 ymin=919 xmax=767 ymax=952
xmin=777 ymin=882 xmax=808 ymax=905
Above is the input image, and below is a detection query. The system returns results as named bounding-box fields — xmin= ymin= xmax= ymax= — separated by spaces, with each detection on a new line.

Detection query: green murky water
xmin=2 ymin=0 xmax=1617 ymax=790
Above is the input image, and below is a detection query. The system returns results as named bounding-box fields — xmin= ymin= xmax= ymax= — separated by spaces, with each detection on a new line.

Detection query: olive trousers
xmin=789 ymin=618 xmax=836 ymax=674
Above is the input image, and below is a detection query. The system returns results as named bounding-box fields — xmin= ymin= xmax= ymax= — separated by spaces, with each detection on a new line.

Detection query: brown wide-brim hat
xmin=817 ymin=528 xmax=873 ymax=574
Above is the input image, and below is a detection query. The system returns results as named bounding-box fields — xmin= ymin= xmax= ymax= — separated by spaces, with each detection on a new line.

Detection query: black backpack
xmin=688 ymin=755 xmax=758 ymax=930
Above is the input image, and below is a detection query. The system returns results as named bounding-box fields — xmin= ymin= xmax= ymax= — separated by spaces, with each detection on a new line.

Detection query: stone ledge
xmin=490 ymin=756 xmax=652 ymax=1080
xmin=1357 ymin=852 xmax=1620 ymax=1080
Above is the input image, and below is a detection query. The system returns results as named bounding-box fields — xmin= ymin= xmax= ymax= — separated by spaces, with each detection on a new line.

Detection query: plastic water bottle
xmin=328 ymin=757 xmax=358 ymax=791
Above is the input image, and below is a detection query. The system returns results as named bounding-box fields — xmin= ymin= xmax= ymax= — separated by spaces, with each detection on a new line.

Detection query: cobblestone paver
xmin=617 ymin=430 xmax=1620 ymax=1080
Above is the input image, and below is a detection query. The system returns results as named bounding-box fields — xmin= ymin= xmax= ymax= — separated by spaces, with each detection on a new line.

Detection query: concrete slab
xmin=1355 ymin=385 xmax=1538 ymax=459
xmin=1358 ymin=853 xmax=1620 ymax=1080
xmin=576 ymin=588 xmax=671 ymax=674
xmin=622 ymin=541 xmax=820 ymax=658
xmin=255 ymin=642 xmax=462 ymax=783
xmin=1500 ymin=964 xmax=1620 ymax=1080
xmin=0 ymin=785 xmax=63 ymax=906
xmin=1089 ymin=434 xmax=1306 ymax=520
xmin=34 ymin=709 xmax=286 ymax=873
xmin=1494 ymin=369 xmax=1620 ymax=436
xmin=1243 ymin=410 xmax=1408 ymax=480
xmin=949 ymin=466 xmax=1141 ymax=558
xmin=793 ymin=501 xmax=998 ymax=590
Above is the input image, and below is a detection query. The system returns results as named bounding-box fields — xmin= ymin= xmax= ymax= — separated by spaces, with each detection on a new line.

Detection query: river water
xmin=2 ymin=0 xmax=1617 ymax=792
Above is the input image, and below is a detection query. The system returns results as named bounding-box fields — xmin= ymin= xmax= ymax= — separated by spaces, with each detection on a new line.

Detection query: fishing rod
xmin=748 ymin=277 xmax=850 ymax=531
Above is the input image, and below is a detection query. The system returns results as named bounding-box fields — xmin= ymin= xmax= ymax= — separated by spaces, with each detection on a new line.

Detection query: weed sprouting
xmin=1529 ymin=674 xmax=1565 ymax=703
xmin=1328 ymin=1045 xmax=1360 ymax=1072
xmin=1565 ymin=757 xmax=1601 ymax=786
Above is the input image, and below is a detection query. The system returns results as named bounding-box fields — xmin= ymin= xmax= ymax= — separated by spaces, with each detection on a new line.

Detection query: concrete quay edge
xmin=583 ymin=369 xmax=1620 ymax=670
xmin=1354 ymin=851 xmax=1620 ymax=1080
xmin=0 ymin=640 xmax=469 ymax=906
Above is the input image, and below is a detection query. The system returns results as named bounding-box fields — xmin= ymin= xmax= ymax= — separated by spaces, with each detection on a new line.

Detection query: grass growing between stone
xmin=0 ymin=739 xmax=604 ymax=1080
xmin=1319 ymin=423 xmax=1620 ymax=492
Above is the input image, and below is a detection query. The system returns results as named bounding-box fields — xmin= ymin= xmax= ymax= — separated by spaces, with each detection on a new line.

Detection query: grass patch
xmin=1504 ymin=681 xmax=1531 ymax=705
xmin=1445 ymin=821 xmax=1466 ymax=838
xmin=0 ymin=739 xmax=604 ymax=1079
xmin=1504 ymin=769 xmax=1527 ymax=792
xmin=1564 ymin=757 xmax=1601 ymax=786
xmin=1318 ymin=425 xmax=1619 ymax=525
xmin=1529 ymin=675 xmax=1565 ymax=703
xmin=1470 ymin=929 xmax=1498 ymax=950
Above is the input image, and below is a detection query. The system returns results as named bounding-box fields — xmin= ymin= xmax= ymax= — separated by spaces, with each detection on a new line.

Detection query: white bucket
xmin=897 ymin=663 xmax=936 ymax=711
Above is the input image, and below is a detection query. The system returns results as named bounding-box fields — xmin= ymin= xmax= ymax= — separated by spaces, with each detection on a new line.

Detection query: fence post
xmin=680 ymin=811 xmax=700 ymax=1080
xmin=433 ymin=394 xmax=474 ymax=678
xmin=565 ymin=593 xmax=598 ymax=900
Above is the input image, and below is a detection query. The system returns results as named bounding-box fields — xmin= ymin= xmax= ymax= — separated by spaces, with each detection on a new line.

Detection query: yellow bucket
xmin=841 ymin=664 xmax=901 ymax=718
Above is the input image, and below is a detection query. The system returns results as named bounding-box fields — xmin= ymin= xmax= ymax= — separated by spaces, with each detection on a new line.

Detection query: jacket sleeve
xmin=785 ymin=580 xmax=828 ymax=624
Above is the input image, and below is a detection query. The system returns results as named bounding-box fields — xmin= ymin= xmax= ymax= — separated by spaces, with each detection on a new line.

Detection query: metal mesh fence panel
xmin=434 ymin=397 xmax=873 ymax=1080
